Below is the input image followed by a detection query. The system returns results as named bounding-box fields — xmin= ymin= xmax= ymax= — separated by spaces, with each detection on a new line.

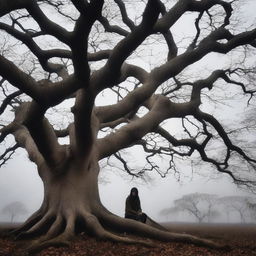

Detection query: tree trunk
xmin=12 ymin=153 xmax=230 ymax=254
xmin=15 ymin=154 xmax=103 ymax=235
xmin=10 ymin=213 xmax=14 ymax=223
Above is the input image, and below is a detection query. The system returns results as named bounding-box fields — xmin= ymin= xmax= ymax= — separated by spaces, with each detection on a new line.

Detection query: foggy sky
xmin=0 ymin=150 xmax=252 ymax=223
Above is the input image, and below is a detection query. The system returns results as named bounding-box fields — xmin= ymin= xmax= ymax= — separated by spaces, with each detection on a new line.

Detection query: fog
xmin=0 ymin=149 xmax=253 ymax=223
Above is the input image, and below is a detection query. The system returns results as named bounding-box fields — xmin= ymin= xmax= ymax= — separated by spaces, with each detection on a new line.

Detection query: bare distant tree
xmin=218 ymin=196 xmax=254 ymax=223
xmin=1 ymin=201 xmax=27 ymax=223
xmin=247 ymin=200 xmax=256 ymax=220
xmin=0 ymin=0 xmax=256 ymax=252
xmin=166 ymin=193 xmax=220 ymax=223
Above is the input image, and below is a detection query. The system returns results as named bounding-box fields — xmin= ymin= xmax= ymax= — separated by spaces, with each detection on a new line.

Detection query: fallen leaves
xmin=1 ymin=223 xmax=256 ymax=256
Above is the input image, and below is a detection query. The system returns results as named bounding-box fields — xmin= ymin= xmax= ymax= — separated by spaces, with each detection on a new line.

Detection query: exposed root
xmin=84 ymin=212 xmax=155 ymax=247
xmin=102 ymin=231 xmax=155 ymax=247
xmin=25 ymin=233 xmax=72 ymax=255
xmin=12 ymin=206 xmax=230 ymax=255
xmin=11 ymin=210 xmax=43 ymax=237
xmin=96 ymin=209 xmax=230 ymax=251
xmin=20 ymin=213 xmax=75 ymax=254
xmin=44 ymin=215 xmax=64 ymax=240
xmin=23 ymin=211 xmax=54 ymax=236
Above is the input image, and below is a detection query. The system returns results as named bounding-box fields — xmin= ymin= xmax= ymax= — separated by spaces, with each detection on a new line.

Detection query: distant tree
xmin=218 ymin=196 xmax=254 ymax=223
xmin=245 ymin=199 xmax=256 ymax=221
xmin=163 ymin=193 xmax=220 ymax=223
xmin=247 ymin=202 xmax=256 ymax=211
xmin=1 ymin=201 xmax=27 ymax=222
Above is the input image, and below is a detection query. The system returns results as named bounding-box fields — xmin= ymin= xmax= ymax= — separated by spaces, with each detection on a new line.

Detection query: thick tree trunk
xmin=13 ymin=154 xmax=106 ymax=252
xmin=15 ymin=155 xmax=102 ymax=233
xmin=12 ymin=154 xmax=229 ymax=254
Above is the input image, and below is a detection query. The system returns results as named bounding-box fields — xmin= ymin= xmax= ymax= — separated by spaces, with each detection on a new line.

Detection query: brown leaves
xmin=1 ymin=224 xmax=256 ymax=256
xmin=0 ymin=237 xmax=15 ymax=256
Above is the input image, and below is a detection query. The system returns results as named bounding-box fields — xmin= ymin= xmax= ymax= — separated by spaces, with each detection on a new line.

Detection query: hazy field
xmin=1 ymin=222 xmax=256 ymax=255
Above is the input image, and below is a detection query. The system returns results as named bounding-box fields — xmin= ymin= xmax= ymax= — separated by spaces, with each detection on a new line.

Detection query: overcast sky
xmin=0 ymin=0 xmax=256 ymax=224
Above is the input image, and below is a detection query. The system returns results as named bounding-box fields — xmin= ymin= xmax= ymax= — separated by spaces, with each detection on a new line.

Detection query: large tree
xmin=0 ymin=0 xmax=256 ymax=252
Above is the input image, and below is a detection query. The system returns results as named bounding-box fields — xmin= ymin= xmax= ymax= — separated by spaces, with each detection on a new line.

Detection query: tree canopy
xmin=0 ymin=0 xmax=256 ymax=188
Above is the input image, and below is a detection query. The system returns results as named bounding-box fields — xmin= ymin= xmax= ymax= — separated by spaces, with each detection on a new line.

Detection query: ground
xmin=0 ymin=222 xmax=256 ymax=256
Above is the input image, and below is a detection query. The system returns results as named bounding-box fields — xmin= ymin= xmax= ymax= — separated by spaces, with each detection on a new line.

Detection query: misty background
xmin=0 ymin=149 xmax=254 ymax=223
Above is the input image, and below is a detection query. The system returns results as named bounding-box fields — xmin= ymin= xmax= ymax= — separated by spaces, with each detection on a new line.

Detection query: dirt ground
xmin=0 ymin=222 xmax=256 ymax=256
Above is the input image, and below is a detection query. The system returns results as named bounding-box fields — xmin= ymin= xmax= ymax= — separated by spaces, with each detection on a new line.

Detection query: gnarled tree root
xmin=96 ymin=209 xmax=230 ymax=250
xmin=11 ymin=207 xmax=230 ymax=255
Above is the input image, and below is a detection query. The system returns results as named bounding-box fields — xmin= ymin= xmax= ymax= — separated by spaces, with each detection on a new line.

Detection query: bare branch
xmin=113 ymin=0 xmax=135 ymax=31
xmin=98 ymin=0 xmax=161 ymax=88
xmin=0 ymin=0 xmax=31 ymax=17
xmin=187 ymin=11 xmax=204 ymax=51
xmin=0 ymin=89 xmax=22 ymax=115
xmin=27 ymin=1 xmax=71 ymax=44
xmin=0 ymin=143 xmax=18 ymax=167
xmin=0 ymin=21 xmax=68 ymax=75
xmin=163 ymin=31 xmax=178 ymax=61
xmin=113 ymin=152 xmax=144 ymax=178
xmin=13 ymin=125 xmax=44 ymax=167
xmin=196 ymin=110 xmax=256 ymax=164
xmin=0 ymin=55 xmax=40 ymax=101
xmin=98 ymin=16 xmax=129 ymax=37
xmin=70 ymin=0 xmax=104 ymax=81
